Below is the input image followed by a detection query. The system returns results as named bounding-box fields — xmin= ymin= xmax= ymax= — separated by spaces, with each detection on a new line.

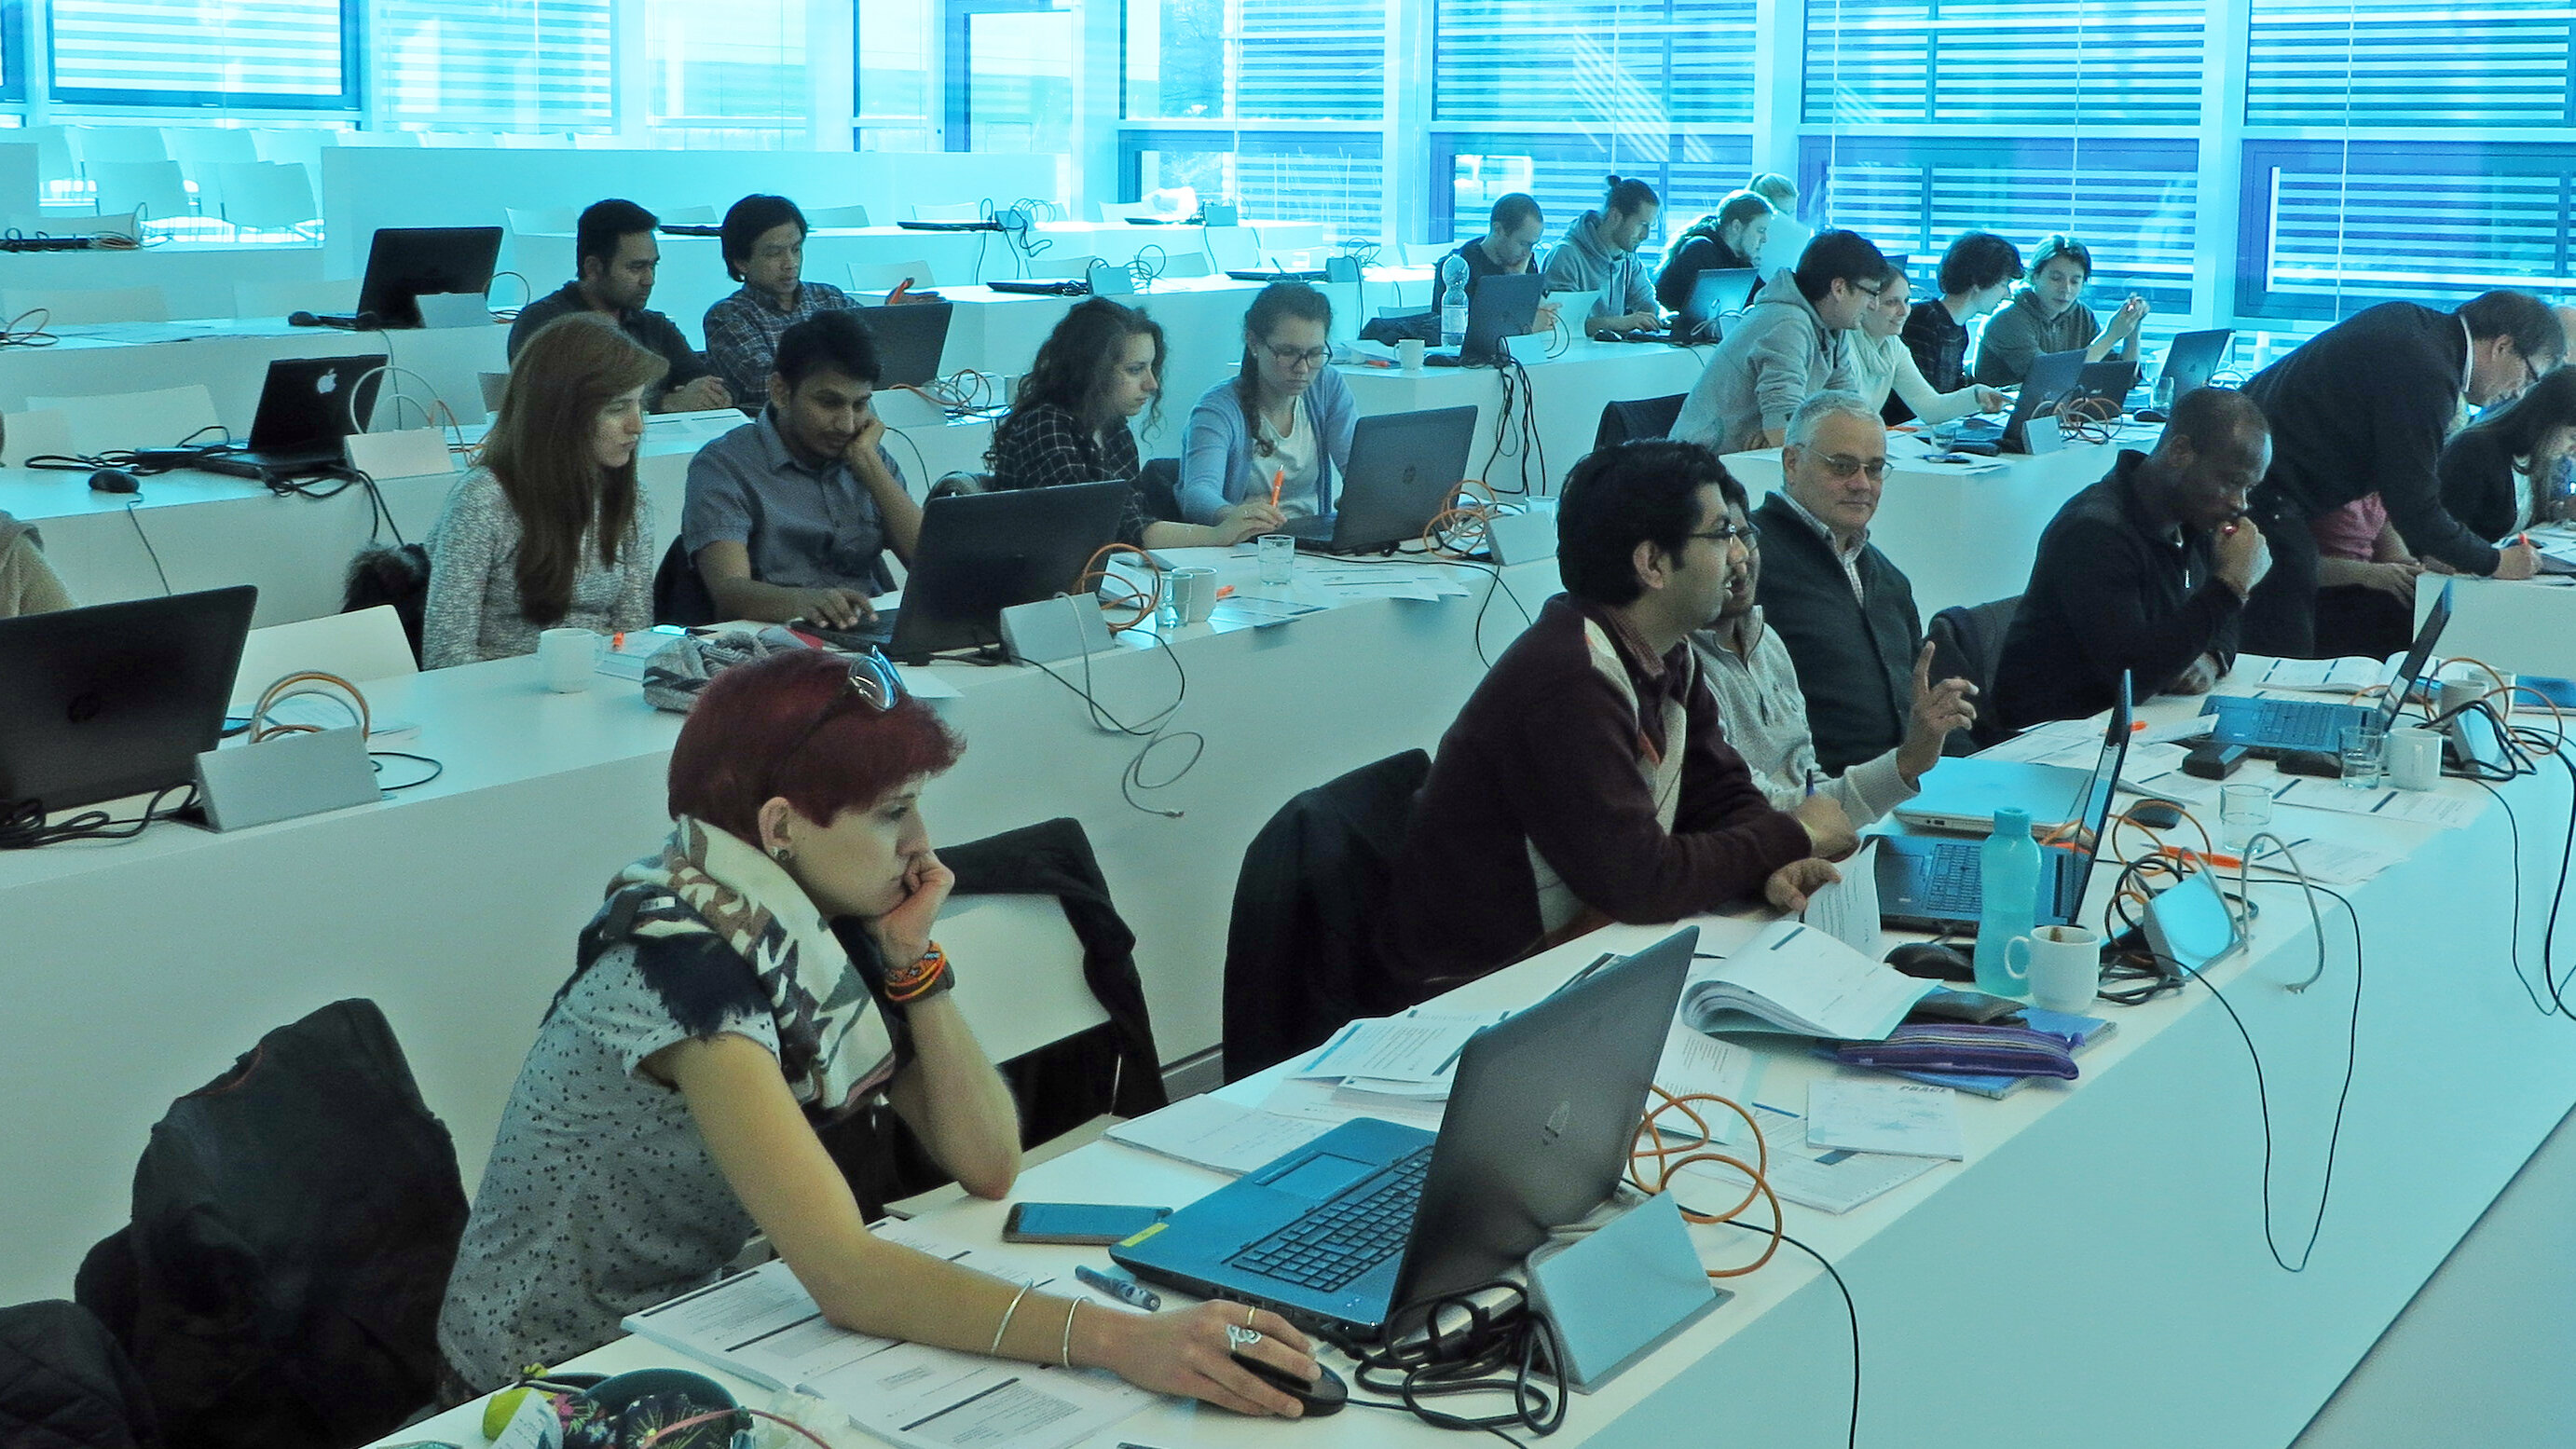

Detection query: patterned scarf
xmin=580 ymin=815 xmax=897 ymax=1113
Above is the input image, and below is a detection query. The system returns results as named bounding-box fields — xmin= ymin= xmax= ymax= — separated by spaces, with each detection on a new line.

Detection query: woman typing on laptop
xmin=435 ymin=651 xmax=1321 ymax=1415
xmin=1178 ymin=283 xmax=1357 ymax=526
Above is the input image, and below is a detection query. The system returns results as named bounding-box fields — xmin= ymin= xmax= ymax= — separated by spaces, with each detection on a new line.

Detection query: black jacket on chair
xmin=74 ymin=999 xmax=467 ymax=1449
xmin=1222 ymin=749 xmax=1429 ymax=1082
xmin=2435 ymin=426 xmax=2524 ymax=546
xmin=815 ymin=817 xmax=1169 ymax=1215
xmin=1750 ymin=493 xmax=1922 ymax=774
xmin=0 ymin=1300 xmax=161 ymax=1449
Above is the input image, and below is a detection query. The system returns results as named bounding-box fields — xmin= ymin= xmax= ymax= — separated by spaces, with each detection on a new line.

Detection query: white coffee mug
xmin=1399 ymin=337 xmax=1427 ymax=372
xmin=1169 ymin=566 xmax=1219 ymax=624
xmin=2387 ymin=727 xmax=2443 ymax=792
xmin=537 ymin=628 xmax=596 ymax=693
xmin=2009 ymin=923 xmax=2103 ymax=1013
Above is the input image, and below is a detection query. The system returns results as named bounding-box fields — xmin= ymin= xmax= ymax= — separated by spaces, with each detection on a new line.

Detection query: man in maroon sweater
xmin=1385 ymin=440 xmax=1850 ymax=1000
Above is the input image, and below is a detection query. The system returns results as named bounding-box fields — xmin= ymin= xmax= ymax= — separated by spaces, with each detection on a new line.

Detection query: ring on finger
xmin=1226 ymin=1324 xmax=1264 ymax=1349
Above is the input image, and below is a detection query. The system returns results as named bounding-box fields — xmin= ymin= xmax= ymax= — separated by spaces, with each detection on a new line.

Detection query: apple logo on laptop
xmin=1541 ymin=1100 xmax=1573 ymax=1143
xmin=314 ymin=371 xmax=338 ymax=397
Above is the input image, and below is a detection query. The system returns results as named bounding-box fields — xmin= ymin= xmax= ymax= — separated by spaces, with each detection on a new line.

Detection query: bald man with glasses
xmin=1750 ymin=392 xmax=1930 ymax=773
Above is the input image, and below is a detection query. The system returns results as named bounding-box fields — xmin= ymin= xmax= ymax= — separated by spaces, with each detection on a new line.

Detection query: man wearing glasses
xmin=1385 ymin=440 xmax=1849 ymax=1000
xmin=1749 ymin=393 xmax=1928 ymax=775
xmin=1993 ymin=387 xmax=2272 ymax=732
xmin=2238 ymin=288 xmax=2561 ymax=657
xmin=1674 ymin=229 xmax=1891 ymax=452
xmin=1694 ymin=459 xmax=1979 ymax=821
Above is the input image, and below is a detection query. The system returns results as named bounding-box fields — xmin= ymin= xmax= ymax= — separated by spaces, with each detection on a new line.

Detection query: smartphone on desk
xmin=1001 ymin=1201 xmax=1172 ymax=1246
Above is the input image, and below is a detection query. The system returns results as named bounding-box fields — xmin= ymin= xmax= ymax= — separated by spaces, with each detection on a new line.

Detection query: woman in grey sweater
xmin=424 ymin=314 xmax=661 ymax=667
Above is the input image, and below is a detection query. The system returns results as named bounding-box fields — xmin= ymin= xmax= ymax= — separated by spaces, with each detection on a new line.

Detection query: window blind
xmin=49 ymin=0 xmax=349 ymax=104
xmin=2246 ymin=0 xmax=2576 ymax=128
xmin=1234 ymin=0 xmax=1383 ymax=120
xmin=1433 ymin=0 xmax=1759 ymax=127
xmin=2239 ymin=139 xmax=2576 ymax=318
xmin=646 ymin=0 xmax=803 ymax=126
xmin=1430 ymin=129 xmax=1754 ymax=246
xmin=1802 ymin=0 xmax=2204 ymax=126
xmin=1124 ymin=130 xmax=1383 ymax=236
xmin=377 ymin=0 xmax=611 ymax=130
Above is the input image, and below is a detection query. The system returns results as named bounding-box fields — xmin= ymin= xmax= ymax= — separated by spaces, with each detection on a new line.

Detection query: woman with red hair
xmin=436 ymin=649 xmax=1316 ymax=1415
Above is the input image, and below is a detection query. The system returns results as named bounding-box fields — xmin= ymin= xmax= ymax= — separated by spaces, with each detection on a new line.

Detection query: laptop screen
xmin=2064 ymin=673 xmax=2134 ymax=871
xmin=2377 ymin=580 xmax=2453 ymax=728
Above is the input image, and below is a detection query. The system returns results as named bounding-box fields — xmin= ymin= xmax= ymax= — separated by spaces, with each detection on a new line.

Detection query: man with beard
xmin=1383 ymin=440 xmax=1848 ymax=1000
xmin=683 ymin=310 xmax=923 ymax=628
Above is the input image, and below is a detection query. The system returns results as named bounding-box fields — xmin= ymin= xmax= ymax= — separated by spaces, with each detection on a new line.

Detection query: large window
xmin=2245 ymin=0 xmax=2576 ymax=129
xmin=1122 ymin=129 xmax=1383 ymax=235
xmin=377 ymin=0 xmax=612 ymax=130
xmin=645 ymin=0 xmax=803 ymax=141
xmin=1803 ymin=0 xmax=2204 ymax=126
xmin=1125 ymin=0 xmax=1385 ymax=121
xmin=48 ymin=0 xmax=356 ymax=108
xmin=858 ymin=0 xmax=936 ymax=146
xmin=1430 ymin=130 xmax=1753 ymax=247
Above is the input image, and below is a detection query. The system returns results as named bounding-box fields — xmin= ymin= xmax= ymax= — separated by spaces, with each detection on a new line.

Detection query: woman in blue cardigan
xmin=1179 ymin=283 xmax=1358 ymax=525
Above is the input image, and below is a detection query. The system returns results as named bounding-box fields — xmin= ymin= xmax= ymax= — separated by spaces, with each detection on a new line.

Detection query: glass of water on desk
xmin=2340 ymin=721 xmax=2388 ymax=790
xmin=2219 ymin=783 xmax=2271 ymax=852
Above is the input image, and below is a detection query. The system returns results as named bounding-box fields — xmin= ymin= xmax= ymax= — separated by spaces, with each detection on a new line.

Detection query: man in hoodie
xmin=1673 ymin=228 xmax=1888 ymax=453
xmin=1540 ymin=174 xmax=1665 ymax=337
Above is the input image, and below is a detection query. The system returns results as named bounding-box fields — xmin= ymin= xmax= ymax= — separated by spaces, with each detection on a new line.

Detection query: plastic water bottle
xmin=1438 ymin=254 xmax=1469 ymax=349
xmin=1972 ymin=807 xmax=2042 ymax=998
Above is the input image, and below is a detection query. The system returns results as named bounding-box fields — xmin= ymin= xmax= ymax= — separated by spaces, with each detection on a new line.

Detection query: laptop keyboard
xmin=1227 ymin=1147 xmax=1432 ymax=1292
xmin=2237 ymin=698 xmax=2347 ymax=752
xmin=1921 ymin=842 xmax=1985 ymax=915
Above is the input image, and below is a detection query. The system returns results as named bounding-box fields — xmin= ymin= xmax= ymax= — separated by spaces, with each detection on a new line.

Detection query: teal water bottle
xmin=1973 ymin=807 xmax=2041 ymax=997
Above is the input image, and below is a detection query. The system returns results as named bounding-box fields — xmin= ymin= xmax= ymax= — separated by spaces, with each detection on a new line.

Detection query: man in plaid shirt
xmin=703 ymin=194 xmax=863 ymax=406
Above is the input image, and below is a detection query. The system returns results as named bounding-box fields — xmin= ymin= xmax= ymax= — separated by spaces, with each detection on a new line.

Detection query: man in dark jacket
xmin=1994 ymin=387 xmax=2271 ymax=731
xmin=2239 ymin=290 xmax=2559 ymax=656
xmin=1385 ymin=441 xmax=1845 ymax=1000
xmin=1752 ymin=391 xmax=1923 ymax=774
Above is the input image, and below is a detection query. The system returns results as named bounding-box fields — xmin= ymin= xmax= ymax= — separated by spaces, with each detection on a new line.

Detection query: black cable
xmin=2473 ymin=777 xmax=2558 ymax=1016
xmin=370 ymin=750 xmax=444 ymax=791
xmin=1015 ymin=603 xmax=1205 ymax=817
xmin=2542 ymin=743 xmax=2576 ymax=1016
xmin=0 ymin=783 xmax=198 ymax=849
xmin=1723 ymin=1221 xmax=1859 ymax=1449
xmin=124 ymin=499 xmax=172 ymax=595
xmin=1342 ymin=1280 xmax=1567 ymax=1441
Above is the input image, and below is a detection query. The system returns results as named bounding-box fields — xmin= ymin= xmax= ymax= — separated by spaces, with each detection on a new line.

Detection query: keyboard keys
xmin=1227 ymin=1149 xmax=1432 ymax=1292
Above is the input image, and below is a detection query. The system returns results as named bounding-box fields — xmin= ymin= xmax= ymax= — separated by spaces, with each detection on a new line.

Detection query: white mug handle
xmin=2003 ymin=935 xmax=2034 ymax=985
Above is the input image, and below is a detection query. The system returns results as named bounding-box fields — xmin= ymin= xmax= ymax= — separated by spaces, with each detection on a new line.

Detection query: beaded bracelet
xmin=883 ymin=940 xmax=952 ymax=1005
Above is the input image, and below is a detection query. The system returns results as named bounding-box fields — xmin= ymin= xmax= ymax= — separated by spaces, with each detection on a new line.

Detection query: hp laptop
xmin=1426 ymin=272 xmax=1544 ymax=367
xmin=1275 ymin=405 xmax=1479 ymax=555
xmin=195 ymin=356 xmax=387 ymax=479
xmin=1113 ymin=928 xmax=1695 ymax=1342
xmin=799 ymin=481 xmax=1128 ymax=664
xmin=1877 ymin=675 xmax=2131 ymax=932
xmin=856 ymin=302 xmax=953 ymax=388
xmin=313 ymin=226 xmax=503 ymax=330
xmin=2200 ymin=580 xmax=2452 ymax=753
xmin=0 ymin=585 xmax=256 ymax=816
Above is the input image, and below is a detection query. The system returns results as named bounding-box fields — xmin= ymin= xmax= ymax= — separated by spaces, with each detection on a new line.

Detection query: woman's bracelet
xmin=883 ymin=940 xmax=952 ymax=1005
xmin=989 ymin=1281 xmax=1035 ymax=1357
xmin=1060 ymin=1298 xmax=1082 ymax=1370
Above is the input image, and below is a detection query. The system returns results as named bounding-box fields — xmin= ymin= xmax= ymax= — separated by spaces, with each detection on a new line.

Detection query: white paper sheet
xmin=1292 ymin=1010 xmax=1509 ymax=1084
xmin=1649 ymin=1021 xmax=1759 ymax=1146
xmin=1103 ymin=1096 xmax=1335 ymax=1177
xmin=2267 ymin=777 xmax=2487 ymax=829
xmin=1676 ymin=1105 xmax=1943 ymax=1214
xmin=1799 ymin=840 xmax=1884 ymax=959
xmin=1805 ymin=1081 xmax=1966 ymax=1160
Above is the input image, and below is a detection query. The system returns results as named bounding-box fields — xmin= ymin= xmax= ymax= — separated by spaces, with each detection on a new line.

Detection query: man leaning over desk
xmin=1383 ymin=440 xmax=1849 ymax=1002
xmin=1992 ymin=387 xmax=2273 ymax=732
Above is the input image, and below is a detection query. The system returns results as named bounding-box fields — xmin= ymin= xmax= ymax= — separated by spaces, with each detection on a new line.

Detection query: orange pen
xmin=1269 ymin=466 xmax=1284 ymax=511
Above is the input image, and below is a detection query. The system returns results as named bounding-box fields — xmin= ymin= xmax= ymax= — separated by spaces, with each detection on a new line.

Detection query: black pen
xmin=1075 ymin=1264 xmax=1161 ymax=1312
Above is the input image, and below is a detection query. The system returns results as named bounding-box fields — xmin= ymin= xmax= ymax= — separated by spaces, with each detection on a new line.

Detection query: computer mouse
xmin=287 ymin=309 xmax=320 ymax=326
xmin=1229 ymin=1350 xmax=1347 ymax=1417
xmin=1884 ymin=941 xmax=1976 ymax=982
xmin=2134 ymin=408 xmax=2170 ymax=424
xmin=2128 ymin=800 xmax=2185 ymax=830
xmin=89 ymin=467 xmax=140 ymax=494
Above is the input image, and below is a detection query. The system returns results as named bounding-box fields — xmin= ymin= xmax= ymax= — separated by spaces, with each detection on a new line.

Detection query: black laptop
xmin=1113 ymin=928 xmax=1696 ymax=1341
xmin=1425 ymin=271 xmax=1544 ymax=367
xmin=1275 ymin=405 xmax=1478 ymax=554
xmin=2199 ymin=580 xmax=2451 ymax=753
xmin=2153 ymin=328 xmax=2234 ymax=403
xmin=1986 ymin=349 xmax=2103 ymax=453
xmin=856 ymin=302 xmax=953 ymax=388
xmin=195 ymin=356 xmax=387 ymax=479
xmin=1877 ymin=674 xmax=2130 ymax=933
xmin=798 ymin=481 xmax=1128 ymax=664
xmin=0 ymin=585 xmax=256 ymax=817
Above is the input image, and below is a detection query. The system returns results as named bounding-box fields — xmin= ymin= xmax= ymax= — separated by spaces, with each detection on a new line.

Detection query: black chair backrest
xmin=1134 ymin=457 xmax=1183 ymax=525
xmin=341 ymin=543 xmax=430 ymax=666
xmin=1221 ymin=749 xmax=1431 ymax=1082
xmin=1927 ymin=595 xmax=2021 ymax=751
xmin=652 ymin=534 xmax=718 ymax=627
xmin=1595 ymin=393 xmax=1687 ymax=451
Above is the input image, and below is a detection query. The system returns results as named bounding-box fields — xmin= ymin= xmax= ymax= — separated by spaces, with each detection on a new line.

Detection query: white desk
xmin=0 ymin=549 xmax=1559 ymax=1305
xmin=373 ymin=681 xmax=2576 ymax=1447
xmin=0 ymin=314 xmax=507 ymax=425
xmin=1723 ymin=426 xmax=2152 ymax=618
xmin=1 ymin=408 xmax=998 ymax=626
xmin=1339 ymin=336 xmax=1712 ymax=496
xmin=506 ymin=221 xmax=1331 ymax=345
xmin=2412 ymin=554 xmax=2576 ymax=682
xmin=0 ymin=239 xmax=329 ymax=321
